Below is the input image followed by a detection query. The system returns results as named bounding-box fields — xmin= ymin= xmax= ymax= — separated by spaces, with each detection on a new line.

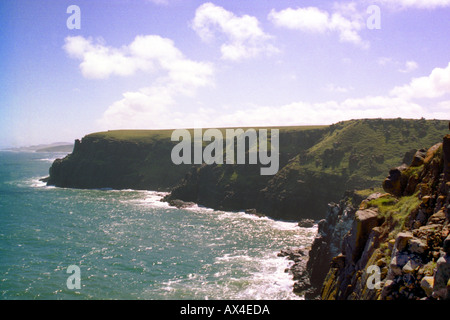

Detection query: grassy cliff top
xmin=85 ymin=125 xmax=328 ymax=142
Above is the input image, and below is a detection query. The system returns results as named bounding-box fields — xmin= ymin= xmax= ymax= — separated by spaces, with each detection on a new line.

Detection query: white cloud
xmin=399 ymin=60 xmax=419 ymax=73
xmin=64 ymin=35 xmax=214 ymax=129
xmin=101 ymin=62 xmax=449 ymax=130
xmin=268 ymin=7 xmax=330 ymax=33
xmin=374 ymin=0 xmax=450 ymax=9
xmin=98 ymin=56 xmax=449 ymax=130
xmin=324 ymin=83 xmax=354 ymax=93
xmin=64 ymin=35 xmax=203 ymax=80
xmin=378 ymin=57 xmax=419 ymax=73
xmin=377 ymin=57 xmax=393 ymax=66
xmin=268 ymin=6 xmax=368 ymax=48
xmin=192 ymin=2 xmax=279 ymax=61
xmin=390 ymin=62 xmax=450 ymax=99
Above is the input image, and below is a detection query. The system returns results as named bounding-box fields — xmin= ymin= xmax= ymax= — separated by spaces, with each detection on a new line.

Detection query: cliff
xmin=47 ymin=129 xmax=195 ymax=191
xmin=166 ymin=119 xmax=449 ymax=220
xmin=46 ymin=119 xmax=449 ymax=223
xmin=317 ymin=133 xmax=450 ymax=300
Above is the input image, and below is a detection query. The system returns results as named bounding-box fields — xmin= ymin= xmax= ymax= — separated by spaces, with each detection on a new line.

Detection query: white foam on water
xmin=210 ymin=250 xmax=302 ymax=300
xmin=241 ymin=252 xmax=302 ymax=300
xmin=133 ymin=191 xmax=171 ymax=208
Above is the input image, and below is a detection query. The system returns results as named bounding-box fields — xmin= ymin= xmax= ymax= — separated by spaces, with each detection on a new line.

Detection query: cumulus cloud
xmin=63 ymin=35 xmax=213 ymax=83
xmin=96 ymin=58 xmax=449 ymax=130
xmin=191 ymin=2 xmax=279 ymax=61
xmin=64 ymin=35 xmax=214 ymax=129
xmin=268 ymin=5 xmax=368 ymax=48
xmin=104 ymin=61 xmax=449 ymax=130
xmin=390 ymin=62 xmax=450 ymax=99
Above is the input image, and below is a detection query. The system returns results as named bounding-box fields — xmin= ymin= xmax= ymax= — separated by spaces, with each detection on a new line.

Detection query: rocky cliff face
xmin=167 ymin=119 xmax=449 ymax=221
xmin=319 ymin=134 xmax=450 ymax=300
xmin=47 ymin=120 xmax=449 ymax=222
xmin=47 ymin=132 xmax=195 ymax=191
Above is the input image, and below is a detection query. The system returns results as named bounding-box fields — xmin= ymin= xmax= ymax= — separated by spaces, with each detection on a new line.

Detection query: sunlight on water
xmin=0 ymin=152 xmax=317 ymax=300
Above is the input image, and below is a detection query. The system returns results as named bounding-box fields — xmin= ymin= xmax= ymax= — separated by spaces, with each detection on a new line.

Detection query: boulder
xmin=298 ymin=219 xmax=315 ymax=228
xmin=444 ymin=235 xmax=450 ymax=254
xmin=427 ymin=210 xmax=446 ymax=225
xmin=167 ymin=199 xmax=196 ymax=209
xmin=394 ymin=232 xmax=414 ymax=252
xmin=343 ymin=208 xmax=379 ymax=263
xmin=389 ymin=252 xmax=410 ymax=277
xmin=433 ymin=254 xmax=450 ymax=300
xmin=383 ymin=164 xmax=408 ymax=197
xmin=410 ymin=148 xmax=427 ymax=167
xmin=420 ymin=276 xmax=434 ymax=297
xmin=402 ymin=258 xmax=422 ymax=274
xmin=408 ymin=238 xmax=428 ymax=254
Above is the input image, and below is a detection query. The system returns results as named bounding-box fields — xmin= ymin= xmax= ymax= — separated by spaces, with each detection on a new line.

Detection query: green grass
xmin=87 ymin=129 xmax=174 ymax=142
xmin=281 ymin=118 xmax=448 ymax=190
xmin=368 ymin=192 xmax=421 ymax=239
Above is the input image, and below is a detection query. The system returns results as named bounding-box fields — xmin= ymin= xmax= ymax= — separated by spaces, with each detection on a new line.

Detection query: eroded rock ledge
xmin=318 ymin=134 xmax=450 ymax=300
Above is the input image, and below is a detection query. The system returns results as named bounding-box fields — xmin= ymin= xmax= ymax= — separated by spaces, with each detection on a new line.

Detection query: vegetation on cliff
xmin=319 ymin=133 xmax=450 ymax=300
xmin=167 ymin=118 xmax=449 ymax=220
xmin=47 ymin=129 xmax=194 ymax=191
xmin=47 ymin=119 xmax=449 ymax=222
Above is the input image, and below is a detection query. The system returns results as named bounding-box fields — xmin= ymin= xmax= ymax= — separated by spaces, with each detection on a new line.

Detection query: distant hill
xmin=35 ymin=144 xmax=74 ymax=153
xmin=4 ymin=142 xmax=73 ymax=153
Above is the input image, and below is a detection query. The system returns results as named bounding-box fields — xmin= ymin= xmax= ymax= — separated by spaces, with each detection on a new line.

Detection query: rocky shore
xmin=280 ymin=132 xmax=450 ymax=300
xmin=285 ymin=133 xmax=450 ymax=300
xmin=44 ymin=120 xmax=450 ymax=300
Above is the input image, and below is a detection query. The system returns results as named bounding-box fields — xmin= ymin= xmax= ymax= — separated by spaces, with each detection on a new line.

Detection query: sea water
xmin=0 ymin=151 xmax=316 ymax=300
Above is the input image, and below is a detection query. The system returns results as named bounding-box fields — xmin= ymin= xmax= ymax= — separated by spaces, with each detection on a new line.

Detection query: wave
xmin=158 ymin=250 xmax=302 ymax=300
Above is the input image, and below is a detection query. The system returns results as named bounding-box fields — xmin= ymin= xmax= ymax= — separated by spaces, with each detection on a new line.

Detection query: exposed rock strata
xmin=320 ymin=134 xmax=450 ymax=300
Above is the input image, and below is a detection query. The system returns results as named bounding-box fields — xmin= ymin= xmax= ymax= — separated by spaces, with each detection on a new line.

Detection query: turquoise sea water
xmin=0 ymin=151 xmax=316 ymax=300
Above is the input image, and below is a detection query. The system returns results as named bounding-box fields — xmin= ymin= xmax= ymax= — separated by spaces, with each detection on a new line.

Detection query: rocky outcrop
xmin=277 ymin=247 xmax=311 ymax=295
xmin=166 ymin=119 xmax=450 ymax=221
xmin=320 ymin=134 xmax=450 ymax=300
xmin=301 ymin=194 xmax=358 ymax=299
xmin=47 ymin=133 xmax=195 ymax=191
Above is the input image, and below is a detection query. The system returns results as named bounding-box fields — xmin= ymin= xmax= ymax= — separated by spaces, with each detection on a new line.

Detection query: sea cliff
xmin=314 ymin=133 xmax=450 ymax=300
xmin=47 ymin=119 xmax=449 ymax=222
xmin=46 ymin=118 xmax=450 ymax=300
xmin=47 ymin=130 xmax=194 ymax=191
xmin=166 ymin=119 xmax=449 ymax=220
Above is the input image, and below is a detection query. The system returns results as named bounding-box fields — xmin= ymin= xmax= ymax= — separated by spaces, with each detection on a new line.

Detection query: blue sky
xmin=1 ymin=0 xmax=450 ymax=147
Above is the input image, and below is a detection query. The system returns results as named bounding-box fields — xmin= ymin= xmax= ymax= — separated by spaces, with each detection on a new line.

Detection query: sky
xmin=1 ymin=0 xmax=450 ymax=147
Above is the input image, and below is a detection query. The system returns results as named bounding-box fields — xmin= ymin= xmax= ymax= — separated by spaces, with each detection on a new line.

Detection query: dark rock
xmin=443 ymin=134 xmax=450 ymax=181
xmin=304 ymin=198 xmax=356 ymax=299
xmin=298 ymin=219 xmax=315 ymax=228
xmin=411 ymin=148 xmax=428 ymax=167
xmin=382 ymin=164 xmax=408 ymax=197
xmin=433 ymin=254 xmax=450 ymax=300
xmin=443 ymin=235 xmax=450 ymax=254
xmin=167 ymin=199 xmax=196 ymax=209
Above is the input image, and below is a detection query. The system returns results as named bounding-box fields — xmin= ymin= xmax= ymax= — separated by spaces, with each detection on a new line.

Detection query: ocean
xmin=0 ymin=151 xmax=316 ymax=300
